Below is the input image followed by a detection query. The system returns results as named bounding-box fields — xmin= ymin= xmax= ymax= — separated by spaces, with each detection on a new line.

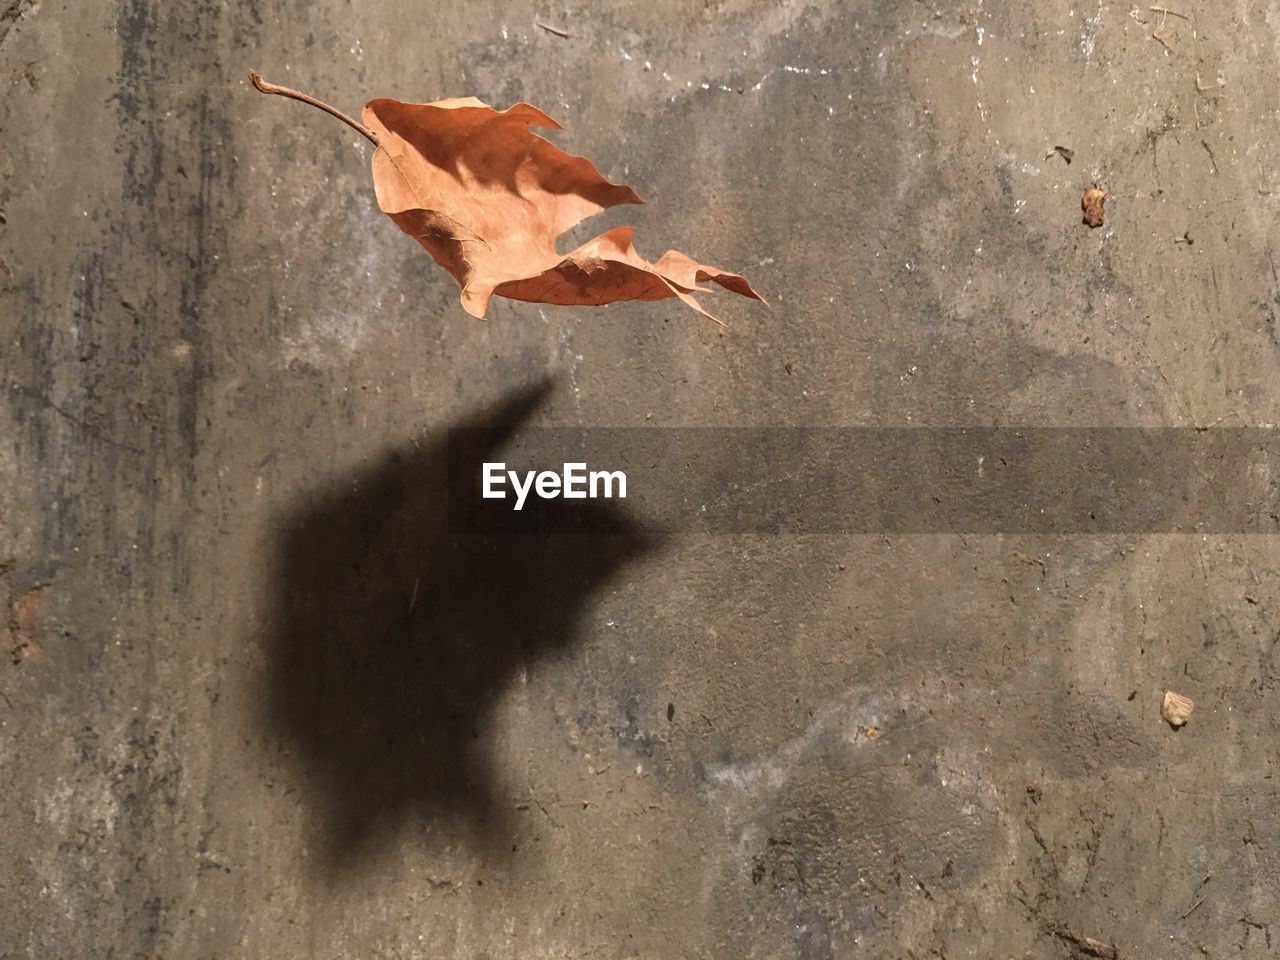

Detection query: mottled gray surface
xmin=3 ymin=1 xmax=1280 ymax=957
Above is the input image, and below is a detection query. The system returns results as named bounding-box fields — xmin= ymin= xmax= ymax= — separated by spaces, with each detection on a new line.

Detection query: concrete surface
xmin=3 ymin=0 xmax=1279 ymax=957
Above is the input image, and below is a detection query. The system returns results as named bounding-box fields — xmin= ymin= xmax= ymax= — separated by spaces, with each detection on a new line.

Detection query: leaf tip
xmin=460 ymin=284 xmax=494 ymax=320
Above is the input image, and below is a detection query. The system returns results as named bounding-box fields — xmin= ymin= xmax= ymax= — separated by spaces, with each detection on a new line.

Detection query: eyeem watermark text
xmin=482 ymin=462 xmax=627 ymax=511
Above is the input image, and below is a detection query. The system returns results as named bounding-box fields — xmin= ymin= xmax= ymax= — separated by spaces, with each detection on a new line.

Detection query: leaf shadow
xmin=264 ymin=377 xmax=655 ymax=872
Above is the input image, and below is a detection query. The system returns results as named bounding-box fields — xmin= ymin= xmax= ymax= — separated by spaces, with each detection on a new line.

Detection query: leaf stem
xmin=249 ymin=73 xmax=379 ymax=146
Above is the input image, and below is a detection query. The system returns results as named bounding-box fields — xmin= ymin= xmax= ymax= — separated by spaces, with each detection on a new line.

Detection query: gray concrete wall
xmin=2 ymin=1 xmax=1278 ymax=957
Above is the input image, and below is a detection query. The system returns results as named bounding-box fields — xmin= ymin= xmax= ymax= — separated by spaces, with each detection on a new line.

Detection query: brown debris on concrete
xmin=1048 ymin=922 xmax=1119 ymax=959
xmin=1162 ymin=690 xmax=1195 ymax=728
xmin=1082 ymin=185 xmax=1108 ymax=227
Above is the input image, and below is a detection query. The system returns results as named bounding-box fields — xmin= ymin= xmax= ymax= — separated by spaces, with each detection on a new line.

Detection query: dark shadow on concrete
xmin=265 ymin=378 xmax=655 ymax=871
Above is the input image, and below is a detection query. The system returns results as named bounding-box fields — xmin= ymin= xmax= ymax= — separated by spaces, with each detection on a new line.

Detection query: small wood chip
xmin=1082 ymin=185 xmax=1108 ymax=227
xmin=1048 ymin=923 xmax=1119 ymax=959
xmin=1162 ymin=689 xmax=1195 ymax=728
xmin=536 ymin=20 xmax=571 ymax=38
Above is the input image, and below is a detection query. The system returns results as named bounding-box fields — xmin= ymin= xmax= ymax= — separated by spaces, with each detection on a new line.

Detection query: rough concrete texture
xmin=2 ymin=1 xmax=1279 ymax=957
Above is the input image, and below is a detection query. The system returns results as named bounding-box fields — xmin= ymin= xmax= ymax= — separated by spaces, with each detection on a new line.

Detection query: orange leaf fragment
xmin=361 ymin=96 xmax=764 ymax=323
xmin=1082 ymin=184 xmax=1108 ymax=228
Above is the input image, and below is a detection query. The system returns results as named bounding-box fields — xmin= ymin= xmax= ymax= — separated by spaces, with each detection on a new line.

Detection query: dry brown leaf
xmin=252 ymin=76 xmax=764 ymax=324
xmin=1161 ymin=689 xmax=1194 ymax=728
xmin=1082 ymin=184 xmax=1108 ymax=228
